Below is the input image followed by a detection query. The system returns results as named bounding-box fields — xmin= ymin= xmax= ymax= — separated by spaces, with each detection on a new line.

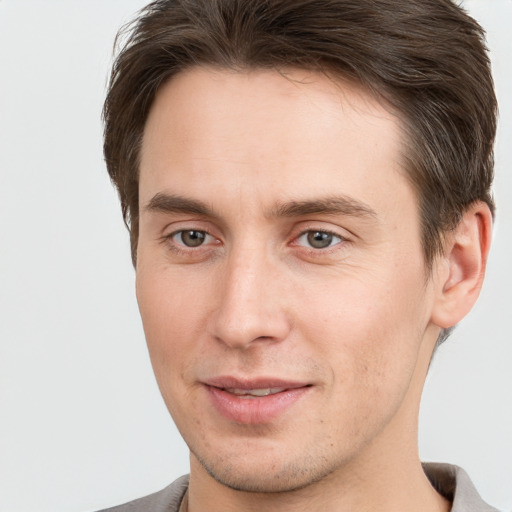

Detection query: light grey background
xmin=0 ymin=1 xmax=510 ymax=511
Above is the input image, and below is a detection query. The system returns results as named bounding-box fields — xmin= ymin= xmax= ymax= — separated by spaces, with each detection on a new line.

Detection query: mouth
xmin=203 ymin=377 xmax=312 ymax=424
xmin=222 ymin=387 xmax=288 ymax=398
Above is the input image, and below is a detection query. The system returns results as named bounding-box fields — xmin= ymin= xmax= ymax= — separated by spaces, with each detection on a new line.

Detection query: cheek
xmin=296 ymin=262 xmax=430 ymax=399
xmin=137 ymin=260 xmax=210 ymax=337
xmin=135 ymin=266 xmax=207 ymax=388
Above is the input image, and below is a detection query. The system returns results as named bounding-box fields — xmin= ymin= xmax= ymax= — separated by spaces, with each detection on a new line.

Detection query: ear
xmin=430 ymin=201 xmax=493 ymax=329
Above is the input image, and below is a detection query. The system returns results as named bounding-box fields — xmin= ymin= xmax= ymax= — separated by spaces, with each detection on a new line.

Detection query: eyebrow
xmin=144 ymin=192 xmax=377 ymax=221
xmin=270 ymin=196 xmax=377 ymax=220
xmin=144 ymin=193 xmax=216 ymax=217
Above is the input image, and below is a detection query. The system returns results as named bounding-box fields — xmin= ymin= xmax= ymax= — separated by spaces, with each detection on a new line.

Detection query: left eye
xmin=171 ymin=230 xmax=214 ymax=248
xmin=296 ymin=230 xmax=343 ymax=249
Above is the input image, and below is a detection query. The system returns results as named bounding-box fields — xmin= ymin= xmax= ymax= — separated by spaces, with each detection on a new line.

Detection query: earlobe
xmin=430 ymin=202 xmax=493 ymax=329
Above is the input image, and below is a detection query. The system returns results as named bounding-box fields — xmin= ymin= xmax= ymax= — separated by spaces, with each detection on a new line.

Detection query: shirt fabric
xmin=97 ymin=463 xmax=500 ymax=512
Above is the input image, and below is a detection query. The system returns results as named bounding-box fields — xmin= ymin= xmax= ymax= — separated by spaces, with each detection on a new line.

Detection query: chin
xmin=193 ymin=448 xmax=338 ymax=494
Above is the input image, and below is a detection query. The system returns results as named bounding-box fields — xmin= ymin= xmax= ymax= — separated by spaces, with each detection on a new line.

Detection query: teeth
xmin=226 ymin=387 xmax=286 ymax=397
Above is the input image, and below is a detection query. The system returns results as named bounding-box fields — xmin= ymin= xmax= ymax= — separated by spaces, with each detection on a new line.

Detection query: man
xmin=99 ymin=0 xmax=499 ymax=510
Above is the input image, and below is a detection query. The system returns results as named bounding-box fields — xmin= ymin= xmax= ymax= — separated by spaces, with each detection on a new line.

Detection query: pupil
xmin=307 ymin=231 xmax=332 ymax=249
xmin=182 ymin=230 xmax=205 ymax=247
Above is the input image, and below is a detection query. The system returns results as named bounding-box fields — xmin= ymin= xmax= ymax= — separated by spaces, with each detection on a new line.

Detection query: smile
xmin=224 ymin=387 xmax=287 ymax=397
xmin=203 ymin=378 xmax=311 ymax=424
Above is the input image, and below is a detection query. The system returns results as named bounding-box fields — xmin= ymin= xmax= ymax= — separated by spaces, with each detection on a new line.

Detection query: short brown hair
xmin=103 ymin=0 xmax=497 ymax=267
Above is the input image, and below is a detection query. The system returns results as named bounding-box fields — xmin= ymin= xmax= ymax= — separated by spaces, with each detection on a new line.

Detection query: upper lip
xmin=203 ymin=376 xmax=310 ymax=390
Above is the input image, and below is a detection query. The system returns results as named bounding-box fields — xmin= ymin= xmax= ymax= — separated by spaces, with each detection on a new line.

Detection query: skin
xmin=136 ymin=67 xmax=491 ymax=511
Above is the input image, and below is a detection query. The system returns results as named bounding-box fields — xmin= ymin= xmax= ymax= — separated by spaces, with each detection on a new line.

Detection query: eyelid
xmin=160 ymin=218 xmax=219 ymax=240
xmin=291 ymin=221 xmax=350 ymax=241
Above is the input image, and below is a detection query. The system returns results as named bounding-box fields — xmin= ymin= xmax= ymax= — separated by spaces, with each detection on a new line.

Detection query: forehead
xmin=139 ymin=67 xmax=413 ymax=220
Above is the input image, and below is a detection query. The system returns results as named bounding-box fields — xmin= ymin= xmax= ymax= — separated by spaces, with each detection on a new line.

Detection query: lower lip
xmin=205 ymin=386 xmax=310 ymax=424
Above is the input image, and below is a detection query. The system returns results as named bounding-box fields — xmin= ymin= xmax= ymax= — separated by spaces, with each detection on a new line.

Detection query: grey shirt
xmin=97 ymin=463 xmax=500 ymax=512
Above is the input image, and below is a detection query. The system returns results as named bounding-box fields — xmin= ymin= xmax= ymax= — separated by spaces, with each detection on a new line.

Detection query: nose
xmin=208 ymin=244 xmax=292 ymax=350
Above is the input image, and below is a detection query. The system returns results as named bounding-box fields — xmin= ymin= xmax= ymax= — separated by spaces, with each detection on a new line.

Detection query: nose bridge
xmin=210 ymin=237 xmax=289 ymax=349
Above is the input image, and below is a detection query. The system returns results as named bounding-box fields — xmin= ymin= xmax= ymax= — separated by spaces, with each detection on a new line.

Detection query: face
xmin=136 ymin=67 xmax=441 ymax=492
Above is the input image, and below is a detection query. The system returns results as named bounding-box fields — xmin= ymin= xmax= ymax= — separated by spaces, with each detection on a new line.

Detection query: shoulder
xmin=96 ymin=474 xmax=189 ymax=512
xmin=423 ymin=462 xmax=501 ymax=512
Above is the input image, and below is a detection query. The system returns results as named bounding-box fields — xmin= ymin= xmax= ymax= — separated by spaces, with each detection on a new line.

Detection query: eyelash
xmin=162 ymin=228 xmax=346 ymax=256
